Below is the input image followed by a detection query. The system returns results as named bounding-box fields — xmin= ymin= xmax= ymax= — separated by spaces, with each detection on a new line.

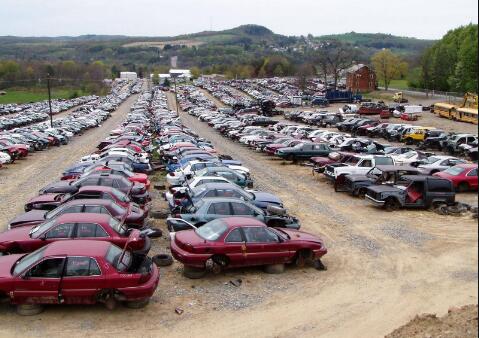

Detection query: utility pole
xmin=47 ymin=74 xmax=53 ymax=128
xmin=172 ymin=74 xmax=179 ymax=116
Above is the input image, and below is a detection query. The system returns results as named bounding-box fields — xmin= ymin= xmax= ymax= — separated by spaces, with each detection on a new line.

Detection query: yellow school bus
xmin=456 ymin=107 xmax=478 ymax=124
xmin=433 ymin=102 xmax=456 ymax=119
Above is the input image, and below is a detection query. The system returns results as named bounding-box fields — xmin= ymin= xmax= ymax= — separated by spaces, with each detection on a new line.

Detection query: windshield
xmin=109 ymin=217 xmax=127 ymax=235
xmin=424 ymin=156 xmax=440 ymax=164
xmin=195 ymin=219 xmax=228 ymax=241
xmin=110 ymin=202 xmax=126 ymax=216
xmin=196 ymin=168 xmax=209 ymax=177
xmin=13 ymin=246 xmax=47 ymax=276
xmin=443 ymin=166 xmax=466 ymax=176
xmin=105 ymin=244 xmax=131 ymax=272
xmin=192 ymin=185 xmax=208 ymax=197
xmin=186 ymin=199 xmax=204 ymax=213
xmin=30 ymin=219 xmax=56 ymax=238
xmin=111 ymin=188 xmax=130 ymax=202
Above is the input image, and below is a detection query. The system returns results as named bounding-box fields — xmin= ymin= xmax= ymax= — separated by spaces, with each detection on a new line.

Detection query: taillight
xmin=170 ymin=172 xmax=175 ymax=177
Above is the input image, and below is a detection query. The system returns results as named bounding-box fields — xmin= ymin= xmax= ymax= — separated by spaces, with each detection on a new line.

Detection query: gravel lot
xmin=0 ymin=88 xmax=476 ymax=338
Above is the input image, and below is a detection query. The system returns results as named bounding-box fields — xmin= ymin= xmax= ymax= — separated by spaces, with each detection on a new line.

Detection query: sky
xmin=0 ymin=0 xmax=477 ymax=39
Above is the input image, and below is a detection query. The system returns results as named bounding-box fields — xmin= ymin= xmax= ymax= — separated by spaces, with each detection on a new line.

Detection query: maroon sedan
xmin=10 ymin=198 xmax=146 ymax=229
xmin=264 ymin=139 xmax=303 ymax=155
xmin=310 ymin=151 xmax=356 ymax=174
xmin=0 ymin=240 xmax=159 ymax=314
xmin=24 ymin=186 xmax=151 ymax=215
xmin=170 ymin=217 xmax=327 ymax=278
xmin=0 ymin=213 xmax=146 ymax=254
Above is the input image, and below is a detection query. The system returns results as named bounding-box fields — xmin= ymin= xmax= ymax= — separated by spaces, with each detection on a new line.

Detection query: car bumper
xmin=118 ymin=264 xmax=160 ymax=300
xmin=170 ymin=240 xmax=210 ymax=268
xmin=365 ymin=194 xmax=385 ymax=206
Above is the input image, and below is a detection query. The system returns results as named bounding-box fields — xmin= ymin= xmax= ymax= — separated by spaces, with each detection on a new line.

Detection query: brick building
xmin=346 ymin=64 xmax=377 ymax=92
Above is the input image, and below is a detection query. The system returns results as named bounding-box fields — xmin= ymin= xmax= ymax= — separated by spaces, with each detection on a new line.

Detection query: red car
xmin=10 ymin=198 xmax=147 ymax=229
xmin=310 ymin=151 xmax=356 ymax=174
xmin=0 ymin=240 xmax=159 ymax=314
xmin=86 ymin=166 xmax=151 ymax=190
xmin=433 ymin=163 xmax=478 ymax=192
xmin=0 ymin=213 xmax=147 ymax=254
xmin=24 ymin=186 xmax=151 ymax=214
xmin=170 ymin=217 xmax=327 ymax=278
xmin=264 ymin=139 xmax=303 ymax=155
xmin=0 ymin=139 xmax=28 ymax=158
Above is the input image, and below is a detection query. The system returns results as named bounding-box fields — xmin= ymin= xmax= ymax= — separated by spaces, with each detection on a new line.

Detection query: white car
xmin=164 ymin=176 xmax=232 ymax=208
xmin=0 ymin=151 xmax=12 ymax=164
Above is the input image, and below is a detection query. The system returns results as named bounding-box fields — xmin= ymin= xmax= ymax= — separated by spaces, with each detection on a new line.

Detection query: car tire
xmin=313 ymin=259 xmax=327 ymax=271
xmin=183 ymin=265 xmax=206 ymax=279
xmin=384 ymin=198 xmax=400 ymax=211
xmin=145 ymin=228 xmax=163 ymax=238
xmin=152 ymin=254 xmax=173 ymax=267
xmin=457 ymin=182 xmax=469 ymax=193
xmin=125 ymin=298 xmax=150 ymax=309
xmin=151 ymin=210 xmax=169 ymax=219
xmin=16 ymin=304 xmax=44 ymax=316
xmin=356 ymin=188 xmax=367 ymax=199
xmin=264 ymin=263 xmax=285 ymax=274
xmin=295 ymin=250 xmax=313 ymax=268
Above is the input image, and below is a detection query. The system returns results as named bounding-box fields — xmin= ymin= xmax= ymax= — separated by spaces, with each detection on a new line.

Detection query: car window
xmin=231 ymin=202 xmax=256 ymax=216
xmin=45 ymin=223 xmax=75 ymax=239
xmin=77 ymin=223 xmax=108 ymax=238
xmin=243 ymin=227 xmax=279 ymax=243
xmin=100 ymin=178 xmax=114 ymax=187
xmin=359 ymin=160 xmax=372 ymax=167
xmin=225 ymin=228 xmax=243 ymax=243
xmin=468 ymin=168 xmax=478 ymax=176
xmin=105 ymin=244 xmax=131 ymax=272
xmin=428 ymin=179 xmax=452 ymax=192
xmin=27 ymin=258 xmax=64 ymax=278
xmin=84 ymin=205 xmax=105 ymax=214
xmin=220 ymin=189 xmax=244 ymax=199
xmin=204 ymin=190 xmax=216 ymax=198
xmin=76 ymin=192 xmax=101 ymax=199
xmin=65 ymin=257 xmax=101 ymax=277
xmin=13 ymin=246 xmax=47 ymax=276
xmin=47 ymin=204 xmax=84 ymax=219
xmin=195 ymin=219 xmax=228 ymax=241
xmin=207 ymin=202 xmax=231 ymax=215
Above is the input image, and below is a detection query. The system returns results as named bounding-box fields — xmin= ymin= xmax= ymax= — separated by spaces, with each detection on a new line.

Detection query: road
xmin=0 ymin=93 xmax=139 ymax=228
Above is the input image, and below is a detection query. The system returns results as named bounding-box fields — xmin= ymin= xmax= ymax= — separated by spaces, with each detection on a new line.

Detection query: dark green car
xmin=275 ymin=142 xmax=332 ymax=161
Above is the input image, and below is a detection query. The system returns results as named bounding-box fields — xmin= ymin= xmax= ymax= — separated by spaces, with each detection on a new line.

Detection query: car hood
xmin=9 ymin=210 xmax=47 ymax=227
xmin=0 ymin=254 xmax=22 ymax=278
xmin=309 ymin=156 xmax=331 ymax=164
xmin=251 ymin=191 xmax=282 ymax=204
xmin=0 ymin=226 xmax=31 ymax=243
xmin=280 ymin=229 xmax=323 ymax=245
xmin=345 ymin=175 xmax=373 ymax=183
xmin=28 ymin=193 xmax=61 ymax=204
xmin=367 ymin=185 xmax=403 ymax=193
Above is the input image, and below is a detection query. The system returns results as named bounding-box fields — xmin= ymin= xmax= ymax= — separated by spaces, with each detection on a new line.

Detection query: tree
xmin=152 ymin=72 xmax=159 ymax=85
xmin=371 ymin=49 xmax=408 ymax=90
xmin=190 ymin=66 xmax=201 ymax=78
xmin=296 ymin=63 xmax=316 ymax=91
xmin=314 ymin=40 xmax=356 ymax=89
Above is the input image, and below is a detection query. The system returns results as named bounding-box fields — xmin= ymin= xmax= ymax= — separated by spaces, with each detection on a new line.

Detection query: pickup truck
xmin=323 ymin=155 xmax=394 ymax=187
xmin=275 ymin=142 xmax=332 ymax=161
xmin=336 ymin=164 xmax=420 ymax=197
xmin=365 ymin=175 xmax=455 ymax=210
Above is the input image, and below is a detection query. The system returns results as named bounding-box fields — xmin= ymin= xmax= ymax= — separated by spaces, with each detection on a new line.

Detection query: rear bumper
xmin=118 ymin=264 xmax=160 ymax=300
xmin=170 ymin=240 xmax=209 ymax=268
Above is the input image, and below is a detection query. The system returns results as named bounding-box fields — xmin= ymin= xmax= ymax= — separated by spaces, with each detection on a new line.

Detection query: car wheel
xmin=152 ymin=254 xmax=173 ymax=267
xmin=384 ymin=198 xmax=400 ymax=211
xmin=433 ymin=203 xmax=448 ymax=216
xmin=313 ymin=259 xmax=327 ymax=271
xmin=183 ymin=265 xmax=207 ymax=279
xmin=295 ymin=250 xmax=313 ymax=268
xmin=357 ymin=188 xmax=367 ymax=199
xmin=457 ymin=182 xmax=469 ymax=193
xmin=16 ymin=304 xmax=44 ymax=316
xmin=264 ymin=263 xmax=285 ymax=274
xmin=125 ymin=298 xmax=150 ymax=309
xmin=145 ymin=227 xmax=163 ymax=238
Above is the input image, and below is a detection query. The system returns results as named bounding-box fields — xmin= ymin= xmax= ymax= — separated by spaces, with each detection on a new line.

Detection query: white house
xmin=169 ymin=69 xmax=191 ymax=81
xmin=120 ymin=72 xmax=138 ymax=80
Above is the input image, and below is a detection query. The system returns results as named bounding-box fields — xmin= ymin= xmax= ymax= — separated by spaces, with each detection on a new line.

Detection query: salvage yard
xmin=0 ymin=84 xmax=476 ymax=338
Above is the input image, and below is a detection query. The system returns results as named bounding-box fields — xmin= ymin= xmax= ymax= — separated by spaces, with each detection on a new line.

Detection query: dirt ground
xmin=0 ymin=89 xmax=477 ymax=338
xmin=386 ymin=304 xmax=477 ymax=338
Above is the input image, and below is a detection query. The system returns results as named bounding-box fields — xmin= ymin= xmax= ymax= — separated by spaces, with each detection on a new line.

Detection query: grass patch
xmin=0 ymin=87 xmax=89 ymax=104
xmin=388 ymin=79 xmax=409 ymax=90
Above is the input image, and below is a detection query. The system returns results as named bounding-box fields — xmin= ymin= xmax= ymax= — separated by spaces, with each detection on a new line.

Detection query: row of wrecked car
xmin=0 ymin=86 xmax=164 ymax=315
xmin=155 ymin=87 xmax=328 ymax=279
xmin=178 ymin=85 xmax=477 ymax=216
xmin=0 ymin=80 xmax=142 ymax=170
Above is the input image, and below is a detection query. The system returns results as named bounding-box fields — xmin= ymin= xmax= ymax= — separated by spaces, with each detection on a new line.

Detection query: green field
xmin=388 ymin=79 xmax=409 ymax=90
xmin=0 ymin=88 xmax=85 ymax=104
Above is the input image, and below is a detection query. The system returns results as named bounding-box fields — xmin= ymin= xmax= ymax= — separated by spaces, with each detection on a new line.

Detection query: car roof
xmin=197 ymin=182 xmax=239 ymax=190
xmin=62 ymin=199 xmax=114 ymax=207
xmin=220 ymin=216 xmax=266 ymax=227
xmin=402 ymin=175 xmax=443 ymax=182
xmin=53 ymin=213 xmax=112 ymax=224
xmin=44 ymin=240 xmax=111 ymax=257
xmin=200 ymin=197 xmax=252 ymax=204
xmin=456 ymin=163 xmax=477 ymax=169
xmin=79 ymin=185 xmax=115 ymax=193
xmin=375 ymin=165 xmax=420 ymax=172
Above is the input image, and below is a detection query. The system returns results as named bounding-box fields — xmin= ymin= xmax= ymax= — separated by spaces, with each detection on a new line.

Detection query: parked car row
xmin=152 ymin=87 xmax=328 ymax=278
xmin=178 ymin=86 xmax=477 ymax=216
xmin=0 ymin=86 xmax=161 ymax=315
xmin=0 ymin=80 xmax=141 ymax=170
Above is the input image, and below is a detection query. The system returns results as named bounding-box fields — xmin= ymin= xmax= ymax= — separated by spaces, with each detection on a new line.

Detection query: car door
xmin=230 ymin=202 xmax=263 ymax=221
xmin=242 ymin=227 xmax=282 ymax=265
xmin=13 ymin=257 xmax=65 ymax=304
xmin=60 ymin=256 xmax=104 ymax=304
xmin=222 ymin=228 xmax=246 ymax=267
xmin=466 ymin=168 xmax=478 ymax=189
xmin=30 ymin=223 xmax=76 ymax=252
xmin=204 ymin=201 xmax=232 ymax=223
